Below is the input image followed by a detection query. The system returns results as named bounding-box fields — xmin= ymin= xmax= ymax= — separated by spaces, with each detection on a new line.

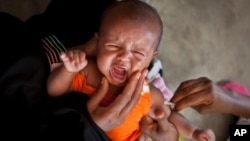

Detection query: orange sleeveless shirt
xmin=72 ymin=73 xmax=151 ymax=141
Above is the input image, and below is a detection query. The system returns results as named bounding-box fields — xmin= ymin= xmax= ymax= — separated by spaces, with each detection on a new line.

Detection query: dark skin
xmin=138 ymin=84 xmax=179 ymax=141
xmin=139 ymin=107 xmax=179 ymax=141
xmin=86 ymin=69 xmax=179 ymax=141
xmin=47 ymin=4 xmax=176 ymax=137
xmin=48 ymin=36 xmax=179 ymax=140
xmin=87 ymin=69 xmax=148 ymax=132
xmin=139 ymin=85 xmax=215 ymax=141
xmin=171 ymin=77 xmax=250 ymax=118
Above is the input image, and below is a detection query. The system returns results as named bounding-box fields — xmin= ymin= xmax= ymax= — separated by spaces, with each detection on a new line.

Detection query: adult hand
xmin=139 ymin=105 xmax=179 ymax=141
xmin=170 ymin=77 xmax=230 ymax=114
xmin=87 ymin=69 xmax=148 ymax=132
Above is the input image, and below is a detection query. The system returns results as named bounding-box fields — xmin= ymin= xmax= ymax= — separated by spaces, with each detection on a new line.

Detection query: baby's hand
xmin=192 ymin=128 xmax=215 ymax=141
xmin=60 ymin=50 xmax=88 ymax=73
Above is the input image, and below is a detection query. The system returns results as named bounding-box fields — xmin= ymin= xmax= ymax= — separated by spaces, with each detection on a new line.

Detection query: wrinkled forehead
xmin=100 ymin=13 xmax=161 ymax=39
xmin=98 ymin=19 xmax=159 ymax=52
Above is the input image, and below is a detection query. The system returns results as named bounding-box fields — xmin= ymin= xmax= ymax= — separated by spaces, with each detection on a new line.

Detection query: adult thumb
xmin=149 ymin=106 xmax=166 ymax=120
xmin=87 ymin=77 xmax=109 ymax=111
xmin=153 ymin=107 xmax=169 ymax=131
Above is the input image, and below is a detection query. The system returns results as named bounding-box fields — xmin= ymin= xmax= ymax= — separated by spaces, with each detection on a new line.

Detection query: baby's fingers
xmin=60 ymin=52 xmax=70 ymax=62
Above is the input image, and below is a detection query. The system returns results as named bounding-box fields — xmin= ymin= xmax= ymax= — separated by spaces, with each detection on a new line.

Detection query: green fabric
xmin=179 ymin=136 xmax=185 ymax=141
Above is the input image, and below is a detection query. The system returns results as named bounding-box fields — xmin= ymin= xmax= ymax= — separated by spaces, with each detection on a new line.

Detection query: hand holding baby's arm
xmin=60 ymin=50 xmax=88 ymax=73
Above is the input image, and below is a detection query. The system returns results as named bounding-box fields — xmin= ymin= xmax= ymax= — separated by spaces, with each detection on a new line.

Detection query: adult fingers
xmin=108 ymin=69 xmax=147 ymax=115
xmin=148 ymin=104 xmax=167 ymax=120
xmin=174 ymin=88 xmax=212 ymax=112
xmin=119 ymin=69 xmax=148 ymax=117
xmin=140 ymin=115 xmax=157 ymax=136
xmin=87 ymin=77 xmax=109 ymax=112
xmin=152 ymin=108 xmax=165 ymax=119
xmin=171 ymin=77 xmax=210 ymax=103
xmin=170 ymin=79 xmax=198 ymax=103
xmin=108 ymin=71 xmax=141 ymax=113
xmin=153 ymin=106 xmax=170 ymax=131
xmin=141 ymin=114 xmax=178 ymax=141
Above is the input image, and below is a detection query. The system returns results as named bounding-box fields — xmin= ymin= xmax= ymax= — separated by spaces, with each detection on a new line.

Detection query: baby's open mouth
xmin=110 ymin=66 xmax=127 ymax=84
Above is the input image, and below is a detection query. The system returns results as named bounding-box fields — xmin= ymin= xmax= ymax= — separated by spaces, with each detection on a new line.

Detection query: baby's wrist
xmin=63 ymin=66 xmax=78 ymax=74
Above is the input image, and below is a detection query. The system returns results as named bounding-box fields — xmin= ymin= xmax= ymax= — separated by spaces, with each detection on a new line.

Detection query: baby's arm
xmin=169 ymin=111 xmax=215 ymax=141
xmin=138 ymin=85 xmax=179 ymax=141
xmin=47 ymin=50 xmax=88 ymax=97
xmin=146 ymin=84 xmax=215 ymax=141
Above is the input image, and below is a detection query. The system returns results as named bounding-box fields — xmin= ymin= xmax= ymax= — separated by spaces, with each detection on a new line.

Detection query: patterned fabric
xmin=147 ymin=58 xmax=163 ymax=82
xmin=152 ymin=76 xmax=173 ymax=101
xmin=41 ymin=35 xmax=67 ymax=65
xmin=221 ymin=81 xmax=250 ymax=96
xmin=147 ymin=58 xmax=174 ymax=101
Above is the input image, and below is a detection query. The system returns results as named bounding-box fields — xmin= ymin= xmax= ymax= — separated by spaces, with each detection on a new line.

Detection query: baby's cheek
xmin=128 ymin=62 xmax=143 ymax=78
xmin=137 ymin=62 xmax=142 ymax=68
xmin=135 ymin=60 xmax=148 ymax=71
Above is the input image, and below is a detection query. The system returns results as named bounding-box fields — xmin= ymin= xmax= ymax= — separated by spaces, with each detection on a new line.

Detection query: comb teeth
xmin=164 ymin=100 xmax=175 ymax=110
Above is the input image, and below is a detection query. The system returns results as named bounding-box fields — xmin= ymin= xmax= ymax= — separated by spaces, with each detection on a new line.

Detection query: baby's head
xmin=96 ymin=0 xmax=163 ymax=87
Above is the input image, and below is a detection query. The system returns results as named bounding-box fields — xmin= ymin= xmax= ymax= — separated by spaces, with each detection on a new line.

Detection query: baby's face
xmin=96 ymin=19 xmax=159 ymax=87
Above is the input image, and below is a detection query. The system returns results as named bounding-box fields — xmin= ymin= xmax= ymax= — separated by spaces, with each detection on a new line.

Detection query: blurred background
xmin=1 ymin=0 xmax=250 ymax=140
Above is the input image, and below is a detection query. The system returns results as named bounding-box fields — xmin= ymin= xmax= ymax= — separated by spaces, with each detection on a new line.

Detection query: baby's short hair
xmin=99 ymin=0 xmax=163 ymax=48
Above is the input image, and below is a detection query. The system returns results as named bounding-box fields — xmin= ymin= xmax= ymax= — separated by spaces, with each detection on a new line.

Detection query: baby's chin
xmin=109 ymin=79 xmax=127 ymax=87
xmin=105 ymin=76 xmax=127 ymax=87
xmin=108 ymin=72 xmax=128 ymax=87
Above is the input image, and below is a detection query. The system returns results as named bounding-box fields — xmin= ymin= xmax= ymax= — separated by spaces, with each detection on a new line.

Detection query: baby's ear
xmin=153 ymin=50 xmax=158 ymax=57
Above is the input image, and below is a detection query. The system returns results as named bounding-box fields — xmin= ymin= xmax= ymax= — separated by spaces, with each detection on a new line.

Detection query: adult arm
xmin=171 ymin=77 xmax=250 ymax=118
